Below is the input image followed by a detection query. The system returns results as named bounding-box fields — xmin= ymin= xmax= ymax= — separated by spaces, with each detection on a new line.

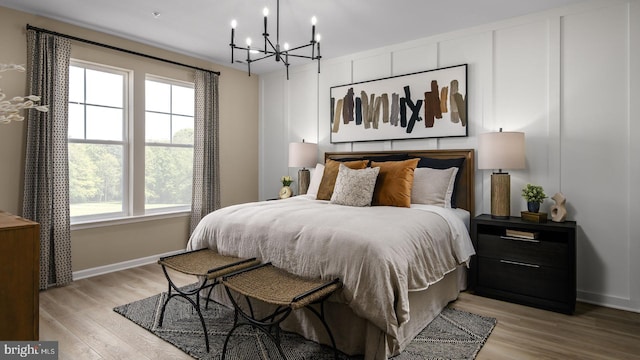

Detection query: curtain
xmin=190 ymin=70 xmax=220 ymax=234
xmin=22 ymin=30 xmax=72 ymax=290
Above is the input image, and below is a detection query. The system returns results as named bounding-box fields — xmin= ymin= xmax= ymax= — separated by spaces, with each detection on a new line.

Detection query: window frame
xmin=68 ymin=60 xmax=131 ymax=224
xmin=144 ymin=75 xmax=195 ymax=214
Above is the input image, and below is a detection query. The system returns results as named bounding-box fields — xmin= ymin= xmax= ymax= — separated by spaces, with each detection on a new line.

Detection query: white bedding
xmin=187 ymin=195 xmax=475 ymax=342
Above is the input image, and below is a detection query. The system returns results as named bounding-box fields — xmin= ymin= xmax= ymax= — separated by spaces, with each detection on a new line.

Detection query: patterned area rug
xmin=114 ymin=286 xmax=496 ymax=360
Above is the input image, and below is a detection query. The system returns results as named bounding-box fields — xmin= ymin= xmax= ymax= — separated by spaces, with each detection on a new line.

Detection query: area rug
xmin=114 ymin=286 xmax=496 ymax=360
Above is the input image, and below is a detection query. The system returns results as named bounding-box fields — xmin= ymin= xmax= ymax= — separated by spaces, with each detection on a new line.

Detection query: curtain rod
xmin=26 ymin=24 xmax=221 ymax=76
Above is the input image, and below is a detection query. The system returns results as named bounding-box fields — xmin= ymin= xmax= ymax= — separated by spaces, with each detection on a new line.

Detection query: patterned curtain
xmin=22 ymin=30 xmax=72 ymax=290
xmin=190 ymin=70 xmax=220 ymax=234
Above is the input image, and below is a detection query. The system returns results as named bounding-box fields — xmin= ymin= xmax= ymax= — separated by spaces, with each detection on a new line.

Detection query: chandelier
xmin=229 ymin=0 xmax=321 ymax=79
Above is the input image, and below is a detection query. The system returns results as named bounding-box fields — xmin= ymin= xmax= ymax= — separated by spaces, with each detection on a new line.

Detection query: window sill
xmin=71 ymin=210 xmax=190 ymax=231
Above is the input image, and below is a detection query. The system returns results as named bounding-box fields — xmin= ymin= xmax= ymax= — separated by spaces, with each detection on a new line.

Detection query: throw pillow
xmin=411 ymin=167 xmax=459 ymax=207
xmin=330 ymin=164 xmax=380 ymax=207
xmin=316 ymin=159 xmax=368 ymax=200
xmin=370 ymin=158 xmax=420 ymax=207
xmin=306 ymin=163 xmax=325 ymax=197
xmin=417 ymin=157 xmax=465 ymax=207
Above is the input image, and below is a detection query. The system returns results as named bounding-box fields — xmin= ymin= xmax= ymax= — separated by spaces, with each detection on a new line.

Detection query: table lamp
xmin=478 ymin=129 xmax=525 ymax=219
xmin=288 ymin=140 xmax=318 ymax=195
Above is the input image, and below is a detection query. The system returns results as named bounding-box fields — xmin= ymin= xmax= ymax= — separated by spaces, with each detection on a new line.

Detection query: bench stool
xmin=221 ymin=262 xmax=342 ymax=360
xmin=157 ymin=249 xmax=260 ymax=352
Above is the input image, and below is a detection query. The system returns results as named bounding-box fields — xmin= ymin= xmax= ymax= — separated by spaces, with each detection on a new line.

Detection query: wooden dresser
xmin=0 ymin=211 xmax=40 ymax=340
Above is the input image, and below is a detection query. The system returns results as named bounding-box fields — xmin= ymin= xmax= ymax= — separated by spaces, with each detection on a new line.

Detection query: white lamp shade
xmin=478 ymin=131 xmax=525 ymax=170
xmin=288 ymin=141 xmax=318 ymax=168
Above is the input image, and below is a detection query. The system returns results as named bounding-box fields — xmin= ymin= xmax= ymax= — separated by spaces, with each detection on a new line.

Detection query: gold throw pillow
xmin=316 ymin=159 xmax=368 ymax=200
xmin=370 ymin=158 xmax=420 ymax=207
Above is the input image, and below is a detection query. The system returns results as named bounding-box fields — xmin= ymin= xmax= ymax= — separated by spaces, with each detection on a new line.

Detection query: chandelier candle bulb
xmin=230 ymin=20 xmax=236 ymax=45
xmin=263 ymin=7 xmax=269 ymax=20
xmin=263 ymin=7 xmax=269 ymax=52
xmin=311 ymin=16 xmax=316 ymax=43
xmin=230 ymin=20 xmax=236 ymax=63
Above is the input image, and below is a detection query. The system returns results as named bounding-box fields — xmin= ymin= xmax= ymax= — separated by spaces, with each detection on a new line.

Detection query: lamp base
xmin=491 ymin=172 xmax=511 ymax=219
xmin=298 ymin=168 xmax=310 ymax=195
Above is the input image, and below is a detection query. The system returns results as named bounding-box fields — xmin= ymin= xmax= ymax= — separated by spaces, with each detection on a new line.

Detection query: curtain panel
xmin=190 ymin=70 xmax=220 ymax=234
xmin=22 ymin=30 xmax=73 ymax=290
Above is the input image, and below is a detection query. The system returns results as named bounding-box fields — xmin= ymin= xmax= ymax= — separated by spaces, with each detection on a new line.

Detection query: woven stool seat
xmin=158 ymin=248 xmax=260 ymax=279
xmin=222 ymin=263 xmax=342 ymax=309
xmin=221 ymin=263 xmax=342 ymax=360
xmin=156 ymin=248 xmax=259 ymax=353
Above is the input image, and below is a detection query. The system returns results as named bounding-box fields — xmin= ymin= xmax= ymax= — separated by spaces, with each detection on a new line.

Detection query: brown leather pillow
xmin=370 ymin=158 xmax=420 ymax=207
xmin=316 ymin=159 xmax=368 ymax=200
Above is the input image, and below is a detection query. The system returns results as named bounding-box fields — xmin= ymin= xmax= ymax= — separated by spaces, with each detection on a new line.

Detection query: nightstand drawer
xmin=477 ymin=257 xmax=569 ymax=302
xmin=476 ymin=234 xmax=567 ymax=268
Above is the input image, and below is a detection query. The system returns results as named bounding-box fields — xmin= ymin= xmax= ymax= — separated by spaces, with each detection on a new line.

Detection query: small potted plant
xmin=521 ymin=183 xmax=546 ymax=213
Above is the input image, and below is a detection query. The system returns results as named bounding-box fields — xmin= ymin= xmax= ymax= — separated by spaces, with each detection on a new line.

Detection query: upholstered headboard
xmin=325 ymin=149 xmax=474 ymax=214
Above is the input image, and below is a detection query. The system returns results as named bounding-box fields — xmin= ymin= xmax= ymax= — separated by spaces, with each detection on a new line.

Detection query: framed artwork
xmin=330 ymin=64 xmax=467 ymax=143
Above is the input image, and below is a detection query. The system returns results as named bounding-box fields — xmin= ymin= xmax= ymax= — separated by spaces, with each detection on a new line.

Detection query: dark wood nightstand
xmin=470 ymin=214 xmax=576 ymax=314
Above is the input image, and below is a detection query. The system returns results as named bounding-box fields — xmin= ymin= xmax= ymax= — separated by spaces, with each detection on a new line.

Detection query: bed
xmin=187 ymin=149 xmax=476 ymax=359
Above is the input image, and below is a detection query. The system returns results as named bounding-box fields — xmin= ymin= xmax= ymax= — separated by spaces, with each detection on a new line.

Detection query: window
xmin=67 ymin=61 xmax=195 ymax=224
xmin=68 ymin=62 xmax=127 ymax=220
xmin=144 ymin=77 xmax=194 ymax=212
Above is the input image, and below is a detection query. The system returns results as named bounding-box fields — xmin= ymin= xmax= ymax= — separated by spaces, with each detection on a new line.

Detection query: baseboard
xmin=577 ymin=290 xmax=640 ymax=313
xmin=72 ymin=249 xmax=184 ymax=281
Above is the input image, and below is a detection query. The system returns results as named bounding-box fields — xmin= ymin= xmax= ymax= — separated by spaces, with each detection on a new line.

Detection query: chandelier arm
xmin=248 ymin=53 xmax=278 ymax=63
xmin=232 ymin=45 xmax=276 ymax=56
xmin=284 ymin=42 xmax=314 ymax=53
xmin=284 ymin=53 xmax=315 ymax=60
xmin=264 ymin=37 xmax=280 ymax=56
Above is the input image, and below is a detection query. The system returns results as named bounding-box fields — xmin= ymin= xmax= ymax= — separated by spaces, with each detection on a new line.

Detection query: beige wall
xmin=0 ymin=7 xmax=259 ymax=271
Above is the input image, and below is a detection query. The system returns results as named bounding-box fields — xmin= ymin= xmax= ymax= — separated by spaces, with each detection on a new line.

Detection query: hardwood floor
xmin=39 ymin=263 xmax=640 ymax=359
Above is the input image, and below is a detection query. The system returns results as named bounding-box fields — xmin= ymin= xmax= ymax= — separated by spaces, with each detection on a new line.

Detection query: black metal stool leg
xmin=224 ymin=286 xmax=292 ymax=360
xmin=158 ymin=264 xmax=211 ymax=352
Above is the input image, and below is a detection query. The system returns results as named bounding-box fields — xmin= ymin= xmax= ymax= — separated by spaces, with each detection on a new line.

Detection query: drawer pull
xmin=500 ymin=259 xmax=540 ymax=268
xmin=500 ymin=236 xmax=540 ymax=243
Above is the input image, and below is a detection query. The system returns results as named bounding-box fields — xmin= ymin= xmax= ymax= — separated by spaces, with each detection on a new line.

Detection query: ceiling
xmin=0 ymin=0 xmax=588 ymax=74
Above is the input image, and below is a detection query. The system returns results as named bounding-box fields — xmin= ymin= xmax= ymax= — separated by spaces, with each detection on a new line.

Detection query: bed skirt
xmin=207 ymin=265 xmax=466 ymax=360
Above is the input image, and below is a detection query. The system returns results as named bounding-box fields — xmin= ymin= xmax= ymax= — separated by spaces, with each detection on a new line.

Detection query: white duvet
xmin=187 ymin=195 xmax=475 ymax=339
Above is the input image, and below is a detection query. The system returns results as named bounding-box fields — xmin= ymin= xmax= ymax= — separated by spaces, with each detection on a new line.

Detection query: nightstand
xmin=470 ymin=214 xmax=576 ymax=314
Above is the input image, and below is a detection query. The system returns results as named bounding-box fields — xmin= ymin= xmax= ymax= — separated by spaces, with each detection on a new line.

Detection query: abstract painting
xmin=330 ymin=64 xmax=467 ymax=143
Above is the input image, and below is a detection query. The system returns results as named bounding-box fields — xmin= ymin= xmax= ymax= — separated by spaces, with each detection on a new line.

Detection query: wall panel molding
xmin=259 ymin=0 xmax=639 ymax=312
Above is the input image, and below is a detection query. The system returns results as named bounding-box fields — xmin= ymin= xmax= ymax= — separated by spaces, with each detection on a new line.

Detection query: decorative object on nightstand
xmin=478 ymin=129 xmax=525 ymax=219
xmin=520 ymin=211 xmax=548 ymax=223
xmin=521 ymin=183 xmax=546 ymax=213
xmin=520 ymin=183 xmax=547 ymax=222
xmin=550 ymin=192 xmax=567 ymax=223
xmin=470 ymin=214 xmax=577 ymax=314
xmin=288 ymin=140 xmax=318 ymax=195
xmin=279 ymin=175 xmax=293 ymax=199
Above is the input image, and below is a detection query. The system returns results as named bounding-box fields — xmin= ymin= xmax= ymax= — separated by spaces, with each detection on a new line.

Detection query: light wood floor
xmin=39 ymin=263 xmax=640 ymax=359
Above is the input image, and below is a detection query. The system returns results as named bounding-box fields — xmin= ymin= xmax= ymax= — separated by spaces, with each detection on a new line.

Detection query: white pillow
xmin=411 ymin=167 xmax=458 ymax=208
xmin=329 ymin=164 xmax=380 ymax=207
xmin=306 ymin=163 xmax=324 ymax=197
